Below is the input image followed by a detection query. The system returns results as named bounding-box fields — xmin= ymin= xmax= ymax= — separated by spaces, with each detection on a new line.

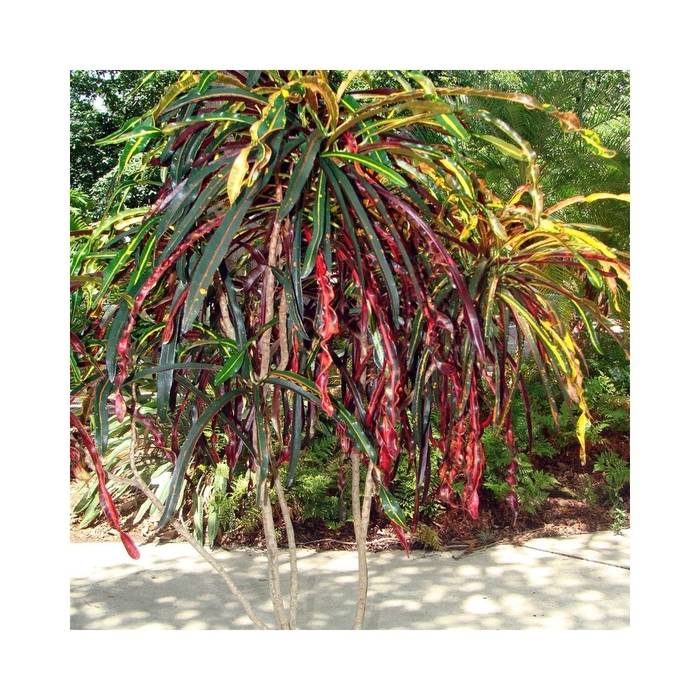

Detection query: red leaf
xmin=70 ymin=413 xmax=141 ymax=560
xmin=120 ymin=532 xmax=141 ymax=560
xmin=391 ymin=522 xmax=411 ymax=557
xmin=467 ymin=489 xmax=480 ymax=520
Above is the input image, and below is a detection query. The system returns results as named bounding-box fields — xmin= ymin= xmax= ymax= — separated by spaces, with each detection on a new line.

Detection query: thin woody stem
xmin=351 ymin=450 xmax=375 ymax=630
xmin=124 ymin=386 xmax=269 ymax=629
xmin=258 ymin=475 xmax=290 ymax=629
xmin=273 ymin=468 xmax=299 ymax=629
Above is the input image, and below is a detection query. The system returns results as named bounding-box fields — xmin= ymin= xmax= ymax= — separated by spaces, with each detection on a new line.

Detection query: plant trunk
xmin=351 ymin=449 xmax=375 ymax=630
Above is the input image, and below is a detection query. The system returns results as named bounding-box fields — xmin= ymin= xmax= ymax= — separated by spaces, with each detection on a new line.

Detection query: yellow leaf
xmin=227 ymin=146 xmax=252 ymax=205
xmin=576 ymin=408 xmax=590 ymax=465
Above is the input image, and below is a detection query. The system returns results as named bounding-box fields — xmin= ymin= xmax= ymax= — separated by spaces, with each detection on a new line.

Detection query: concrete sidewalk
xmin=70 ymin=529 xmax=629 ymax=630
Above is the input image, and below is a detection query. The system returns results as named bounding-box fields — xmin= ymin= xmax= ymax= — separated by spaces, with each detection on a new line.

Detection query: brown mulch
xmin=70 ymin=439 xmax=629 ymax=553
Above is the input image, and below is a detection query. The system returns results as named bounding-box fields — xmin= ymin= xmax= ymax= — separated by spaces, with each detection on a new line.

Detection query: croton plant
xmin=70 ymin=70 xmax=629 ymax=559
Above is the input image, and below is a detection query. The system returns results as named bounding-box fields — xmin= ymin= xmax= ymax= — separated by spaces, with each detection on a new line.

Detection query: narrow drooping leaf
xmin=285 ymin=391 xmax=304 ymax=488
xmin=329 ymin=163 xmax=402 ymax=324
xmin=473 ymin=132 xmax=528 ymax=161
xmin=93 ymin=378 xmax=113 ymax=456
xmin=70 ymin=413 xmax=140 ymax=559
xmin=266 ymin=370 xmax=378 ymax=463
xmin=157 ymin=390 xmax=244 ymax=529
xmin=180 ymin=182 xmax=261 ymax=333
xmin=301 ymin=168 xmax=328 ymax=278
xmin=277 ymin=129 xmax=325 ymax=220
xmin=214 ymin=348 xmax=246 ymax=386
xmin=378 ymin=482 xmax=408 ymax=531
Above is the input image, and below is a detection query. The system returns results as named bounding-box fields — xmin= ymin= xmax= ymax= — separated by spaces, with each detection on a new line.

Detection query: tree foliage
xmin=70 ymin=70 xmax=179 ymax=214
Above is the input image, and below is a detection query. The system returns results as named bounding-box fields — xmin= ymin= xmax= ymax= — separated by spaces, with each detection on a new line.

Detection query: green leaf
xmin=181 ymin=183 xmax=259 ymax=333
xmin=94 ymin=378 xmax=113 ymax=455
xmin=196 ymin=71 xmax=218 ymax=94
xmin=253 ymin=385 xmax=269 ymax=500
xmin=219 ymin=263 xmax=249 ymax=351
xmin=133 ymin=464 xmax=173 ymax=525
xmin=319 ymin=159 xmax=365 ymax=288
xmin=130 ymin=361 xmax=221 ymax=382
xmin=96 ymin=115 xmax=161 ymax=146
xmin=577 ymin=128 xmax=617 ymax=158
xmin=193 ymin=491 xmax=204 ymax=544
xmin=93 ymin=207 xmax=150 ymax=236
xmin=270 ymin=267 xmax=310 ymax=342
xmin=378 ymin=483 xmax=408 ymax=530
xmin=321 ymin=151 xmax=407 ymax=187
xmin=432 ymin=112 xmax=470 ymax=142
xmin=159 ymin=110 xmax=255 ymax=134
xmin=473 ymin=133 xmax=528 ymax=161
xmin=151 ymin=71 xmax=198 ymax=118
xmin=96 ymin=215 xmax=159 ymax=304
xmin=207 ymin=507 xmax=219 ymax=549
xmin=277 ymin=129 xmax=325 ymax=220
xmin=303 ymin=158 xmax=324 ymax=229
xmin=410 ymin=346 xmax=433 ymax=446
xmin=247 ymin=70 xmax=262 ymax=87
xmin=162 ymin=84 xmax=266 ymax=118
xmin=214 ymin=348 xmax=246 ymax=385
xmin=251 ymin=91 xmax=287 ymax=142
xmin=439 ymin=157 xmax=475 ymax=199
xmin=406 ymin=71 xmax=438 ymax=95
xmin=117 ymin=136 xmax=148 ymax=178
xmin=286 ymin=392 xmax=303 ymax=488
xmin=157 ymin=306 xmax=181 ymax=420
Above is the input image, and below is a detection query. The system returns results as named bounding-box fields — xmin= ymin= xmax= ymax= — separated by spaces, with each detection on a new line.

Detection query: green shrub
xmin=282 ymin=432 xmax=346 ymax=526
xmin=483 ymin=449 xmax=560 ymax=517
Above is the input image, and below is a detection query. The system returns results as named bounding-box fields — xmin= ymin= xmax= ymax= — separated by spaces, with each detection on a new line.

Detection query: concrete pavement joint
xmin=521 ymin=544 xmax=630 ymax=569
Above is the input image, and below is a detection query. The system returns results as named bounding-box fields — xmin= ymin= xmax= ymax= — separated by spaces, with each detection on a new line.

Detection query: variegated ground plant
xmin=70 ymin=70 xmax=629 ymax=629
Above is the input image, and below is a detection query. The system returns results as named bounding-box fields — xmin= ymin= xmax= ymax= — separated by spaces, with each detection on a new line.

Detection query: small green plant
xmin=288 ymin=470 xmax=342 ymax=525
xmin=414 ymin=523 xmax=443 ymax=551
xmin=210 ymin=491 xmax=237 ymax=532
xmin=580 ymin=474 xmax=599 ymax=509
xmin=211 ymin=472 xmax=262 ymax=536
xmin=583 ymin=374 xmax=630 ymax=446
xmin=482 ymin=428 xmax=559 ymax=516
xmin=391 ymin=453 xmax=445 ymax=523
xmin=282 ymin=432 xmax=346 ymax=526
xmin=514 ymin=457 xmax=560 ymax=516
xmin=593 ymin=451 xmax=630 ymax=503
xmin=610 ymin=505 xmax=628 ymax=534
xmin=579 ymin=451 xmax=629 ymax=533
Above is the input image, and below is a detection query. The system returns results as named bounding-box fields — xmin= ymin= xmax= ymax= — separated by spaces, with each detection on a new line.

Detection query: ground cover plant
xmin=70 ymin=70 xmax=629 ymax=629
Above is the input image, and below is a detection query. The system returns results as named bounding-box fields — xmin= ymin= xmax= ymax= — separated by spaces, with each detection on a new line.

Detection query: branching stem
xmin=124 ymin=386 xmax=270 ymax=630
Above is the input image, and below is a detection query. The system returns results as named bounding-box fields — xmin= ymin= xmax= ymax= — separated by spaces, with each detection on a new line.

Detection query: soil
xmin=70 ymin=433 xmax=629 ymax=553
